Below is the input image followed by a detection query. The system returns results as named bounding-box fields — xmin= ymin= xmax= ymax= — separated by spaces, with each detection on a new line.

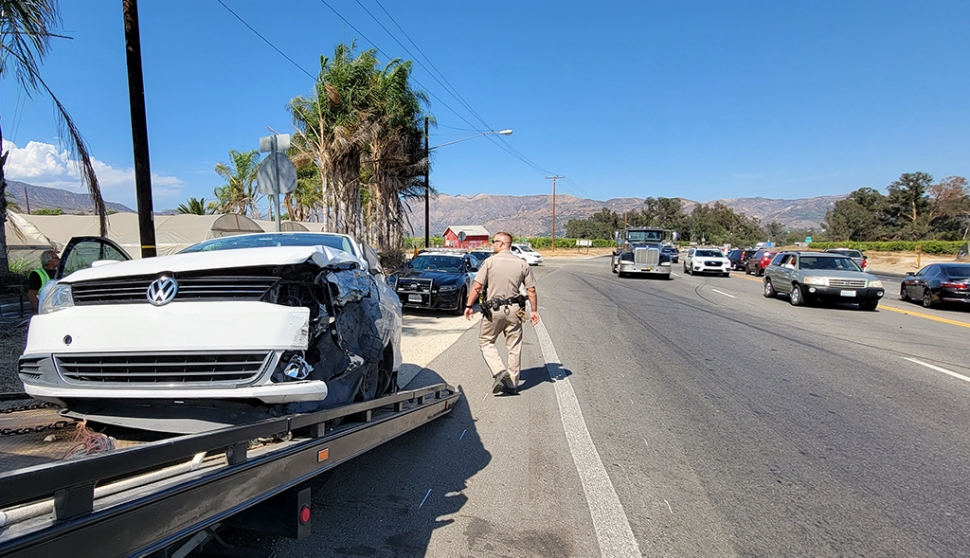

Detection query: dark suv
xmin=745 ymin=250 xmax=779 ymax=276
xmin=727 ymin=249 xmax=758 ymax=271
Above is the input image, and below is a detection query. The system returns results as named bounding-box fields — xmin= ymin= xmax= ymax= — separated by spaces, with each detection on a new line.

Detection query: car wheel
xmin=612 ymin=259 xmax=618 ymax=274
xmin=764 ymin=279 xmax=776 ymax=298
xmin=756 ymin=267 xmax=764 ymax=277
xmin=790 ymin=284 xmax=804 ymax=306
xmin=453 ymin=287 xmax=467 ymax=315
xmin=745 ymin=266 xmax=752 ymax=275
xmin=722 ymin=272 xmax=730 ymax=277
xmin=899 ymin=284 xmax=909 ymax=302
xmin=922 ymin=289 xmax=933 ymax=308
xmin=859 ymin=301 xmax=878 ymax=311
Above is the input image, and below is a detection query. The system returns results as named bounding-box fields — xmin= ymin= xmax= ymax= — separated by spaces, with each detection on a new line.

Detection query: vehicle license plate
xmin=408 ymin=294 xmax=422 ymax=302
xmin=840 ymin=290 xmax=856 ymax=297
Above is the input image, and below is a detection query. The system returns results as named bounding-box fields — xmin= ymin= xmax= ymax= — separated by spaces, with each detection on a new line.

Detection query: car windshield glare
xmin=410 ymin=255 xmax=462 ymax=272
xmin=180 ymin=233 xmax=352 ymax=254
xmin=696 ymin=250 xmax=722 ymax=257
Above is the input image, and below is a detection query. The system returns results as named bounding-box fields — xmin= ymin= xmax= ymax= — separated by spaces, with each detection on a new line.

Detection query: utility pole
xmin=546 ymin=175 xmax=563 ymax=251
xmin=122 ymin=0 xmax=157 ymax=258
xmin=424 ymin=117 xmax=430 ymax=249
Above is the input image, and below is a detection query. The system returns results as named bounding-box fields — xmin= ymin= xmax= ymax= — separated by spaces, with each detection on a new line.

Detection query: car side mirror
xmin=468 ymin=266 xmax=478 ymax=272
xmin=906 ymin=272 xmax=914 ymax=276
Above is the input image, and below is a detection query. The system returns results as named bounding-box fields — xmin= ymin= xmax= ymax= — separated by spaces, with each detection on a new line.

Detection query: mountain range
xmin=405 ymin=192 xmax=847 ymax=238
xmin=4 ymin=181 xmax=845 ymax=237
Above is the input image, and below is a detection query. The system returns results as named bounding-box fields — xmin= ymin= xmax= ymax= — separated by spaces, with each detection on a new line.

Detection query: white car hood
xmin=62 ymin=245 xmax=361 ymax=283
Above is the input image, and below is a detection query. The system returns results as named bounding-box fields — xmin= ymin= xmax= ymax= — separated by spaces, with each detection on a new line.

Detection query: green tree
xmin=0 ymin=0 xmax=107 ymax=271
xmin=885 ymin=172 xmax=933 ymax=239
xmin=176 ymin=197 xmax=211 ymax=215
xmin=211 ymin=149 xmax=261 ymax=218
xmin=566 ymin=208 xmax=622 ymax=239
xmin=926 ymin=176 xmax=970 ymax=240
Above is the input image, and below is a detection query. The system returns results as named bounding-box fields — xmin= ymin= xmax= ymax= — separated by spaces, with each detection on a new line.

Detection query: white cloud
xmin=2 ymin=140 xmax=184 ymax=206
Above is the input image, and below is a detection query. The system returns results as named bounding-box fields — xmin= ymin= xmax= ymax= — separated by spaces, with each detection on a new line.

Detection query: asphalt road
xmin=271 ymin=256 xmax=970 ymax=557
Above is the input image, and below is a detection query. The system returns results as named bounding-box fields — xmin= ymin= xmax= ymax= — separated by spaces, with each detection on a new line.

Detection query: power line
xmin=215 ymin=0 xmax=315 ymax=80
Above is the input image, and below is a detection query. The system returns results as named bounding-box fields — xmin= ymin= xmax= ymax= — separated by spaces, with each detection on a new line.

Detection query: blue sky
xmin=2 ymin=0 xmax=968 ymax=213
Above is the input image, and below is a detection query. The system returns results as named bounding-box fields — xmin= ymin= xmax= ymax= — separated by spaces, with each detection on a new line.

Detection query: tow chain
xmin=0 ymin=399 xmax=72 ymax=437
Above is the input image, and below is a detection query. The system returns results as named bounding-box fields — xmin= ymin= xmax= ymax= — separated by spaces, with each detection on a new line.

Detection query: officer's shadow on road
xmin=513 ymin=363 xmax=573 ymax=395
xmin=271 ymin=367 xmax=489 ymax=557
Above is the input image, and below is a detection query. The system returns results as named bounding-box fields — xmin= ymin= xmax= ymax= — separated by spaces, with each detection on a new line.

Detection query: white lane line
xmin=534 ymin=321 xmax=641 ymax=558
xmin=419 ymin=489 xmax=432 ymax=508
xmin=710 ymin=289 xmax=735 ymax=298
xmin=905 ymin=358 xmax=970 ymax=383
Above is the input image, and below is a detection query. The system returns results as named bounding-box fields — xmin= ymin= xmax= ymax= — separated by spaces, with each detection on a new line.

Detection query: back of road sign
xmin=257 ymin=152 xmax=298 ymax=195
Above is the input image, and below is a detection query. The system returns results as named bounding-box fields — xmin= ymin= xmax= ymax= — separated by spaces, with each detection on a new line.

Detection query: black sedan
xmin=900 ymin=263 xmax=970 ymax=308
xmin=661 ymin=245 xmax=679 ymax=264
xmin=389 ymin=253 xmax=476 ymax=314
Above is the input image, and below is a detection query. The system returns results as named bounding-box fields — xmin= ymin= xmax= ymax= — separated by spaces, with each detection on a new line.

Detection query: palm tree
xmin=0 ymin=0 xmax=107 ymax=272
xmin=211 ymin=149 xmax=261 ymax=218
xmin=364 ymin=58 xmax=429 ymax=251
xmin=289 ymin=43 xmax=381 ymax=237
xmin=176 ymin=197 xmax=210 ymax=215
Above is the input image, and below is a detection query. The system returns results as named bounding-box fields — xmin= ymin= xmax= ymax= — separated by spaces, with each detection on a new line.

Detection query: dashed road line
xmin=534 ymin=320 xmax=641 ymax=558
xmin=905 ymin=357 xmax=970 ymax=383
xmin=711 ymin=289 xmax=736 ymax=298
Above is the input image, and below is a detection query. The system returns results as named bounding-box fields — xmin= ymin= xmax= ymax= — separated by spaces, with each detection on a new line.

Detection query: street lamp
xmin=424 ymin=118 xmax=512 ymax=248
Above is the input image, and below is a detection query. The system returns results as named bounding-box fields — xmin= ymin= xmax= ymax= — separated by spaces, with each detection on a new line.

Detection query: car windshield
xmin=799 ymin=256 xmax=862 ymax=271
xmin=942 ymin=264 xmax=970 ymax=277
xmin=627 ymin=231 xmax=663 ymax=242
xmin=517 ymin=245 xmax=536 ymax=252
xmin=409 ymin=255 xmax=463 ymax=272
xmin=696 ymin=250 xmax=723 ymax=257
xmin=179 ymin=233 xmax=354 ymax=255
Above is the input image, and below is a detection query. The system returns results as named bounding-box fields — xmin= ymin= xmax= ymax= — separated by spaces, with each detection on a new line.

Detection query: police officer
xmin=464 ymin=231 xmax=539 ymax=395
xmin=27 ymin=249 xmax=60 ymax=312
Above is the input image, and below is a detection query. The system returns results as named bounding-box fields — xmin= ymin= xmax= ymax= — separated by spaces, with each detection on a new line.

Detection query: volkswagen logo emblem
xmin=147 ymin=276 xmax=179 ymax=306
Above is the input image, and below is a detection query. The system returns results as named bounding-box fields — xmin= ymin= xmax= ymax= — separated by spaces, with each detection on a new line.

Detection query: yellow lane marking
xmin=879 ymin=305 xmax=970 ymax=329
xmin=733 ymin=273 xmax=763 ymax=284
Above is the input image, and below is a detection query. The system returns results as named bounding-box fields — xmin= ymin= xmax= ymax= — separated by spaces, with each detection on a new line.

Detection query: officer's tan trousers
xmin=479 ymin=306 xmax=523 ymax=387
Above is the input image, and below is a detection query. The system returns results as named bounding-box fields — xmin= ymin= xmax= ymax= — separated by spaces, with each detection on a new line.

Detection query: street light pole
xmin=423 ymin=126 xmax=512 ymax=249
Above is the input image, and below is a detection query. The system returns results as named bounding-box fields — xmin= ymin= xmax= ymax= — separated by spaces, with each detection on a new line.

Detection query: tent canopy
xmin=8 ymin=213 xmax=264 ymax=259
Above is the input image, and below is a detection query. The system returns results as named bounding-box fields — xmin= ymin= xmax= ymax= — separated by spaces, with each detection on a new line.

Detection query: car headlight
xmin=438 ymin=284 xmax=458 ymax=292
xmin=869 ymin=280 xmax=883 ymax=288
xmin=40 ymin=282 xmax=74 ymax=314
xmin=804 ymin=276 xmax=828 ymax=286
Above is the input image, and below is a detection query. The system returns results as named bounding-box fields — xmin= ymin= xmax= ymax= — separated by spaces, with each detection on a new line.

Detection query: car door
xmin=905 ymin=266 xmax=932 ymax=299
xmin=770 ymin=253 xmax=794 ymax=293
xmin=55 ymin=236 xmax=132 ymax=280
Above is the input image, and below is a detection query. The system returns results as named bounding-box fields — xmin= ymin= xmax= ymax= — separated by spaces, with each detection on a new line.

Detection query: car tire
xmin=618 ymin=271 xmax=626 ymax=278
xmin=790 ymin=284 xmax=805 ymax=306
xmin=756 ymin=267 xmax=764 ymax=277
xmin=722 ymin=272 xmax=730 ymax=278
xmin=764 ymin=279 xmax=776 ymax=298
xmin=859 ymin=301 xmax=878 ymax=311
xmin=900 ymin=284 xmax=910 ymax=302
xmin=922 ymin=289 xmax=933 ymax=308
xmin=454 ymin=287 xmax=467 ymax=315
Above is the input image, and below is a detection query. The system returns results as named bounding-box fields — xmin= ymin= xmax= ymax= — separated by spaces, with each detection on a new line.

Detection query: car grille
xmin=70 ymin=275 xmax=278 ymax=305
xmin=396 ymin=278 xmax=433 ymax=307
xmin=18 ymin=357 xmax=43 ymax=380
xmin=55 ymin=352 xmax=271 ymax=385
xmin=828 ymin=279 xmax=867 ymax=289
xmin=634 ymin=248 xmax=660 ymax=265
xmin=702 ymin=260 xmax=723 ymax=267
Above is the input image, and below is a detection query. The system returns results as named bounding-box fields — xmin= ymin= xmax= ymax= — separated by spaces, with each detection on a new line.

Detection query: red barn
xmin=442 ymin=225 xmax=490 ymax=249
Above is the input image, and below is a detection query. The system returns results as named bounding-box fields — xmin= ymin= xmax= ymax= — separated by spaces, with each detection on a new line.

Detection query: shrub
xmin=808 ymin=240 xmax=964 ymax=255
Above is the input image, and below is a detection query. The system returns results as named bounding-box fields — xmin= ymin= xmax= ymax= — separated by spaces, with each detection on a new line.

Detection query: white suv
xmin=510 ymin=244 xmax=543 ymax=266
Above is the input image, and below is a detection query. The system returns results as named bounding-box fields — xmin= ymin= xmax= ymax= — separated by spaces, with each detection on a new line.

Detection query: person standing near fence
xmin=464 ymin=232 xmax=540 ymax=395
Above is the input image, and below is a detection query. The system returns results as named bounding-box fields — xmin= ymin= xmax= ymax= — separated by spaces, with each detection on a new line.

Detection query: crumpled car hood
xmin=61 ymin=245 xmax=360 ymax=283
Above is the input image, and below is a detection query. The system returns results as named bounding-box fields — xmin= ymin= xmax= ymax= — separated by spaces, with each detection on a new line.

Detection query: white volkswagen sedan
xmin=21 ymin=232 xmax=402 ymax=433
xmin=683 ymin=248 xmax=731 ymax=277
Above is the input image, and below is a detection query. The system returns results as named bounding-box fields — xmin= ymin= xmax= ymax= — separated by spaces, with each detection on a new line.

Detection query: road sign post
xmin=258 ymin=134 xmax=296 ymax=232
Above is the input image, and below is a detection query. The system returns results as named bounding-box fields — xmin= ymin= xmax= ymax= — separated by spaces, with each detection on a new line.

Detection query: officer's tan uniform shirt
xmin=474 ymin=250 xmax=536 ymax=297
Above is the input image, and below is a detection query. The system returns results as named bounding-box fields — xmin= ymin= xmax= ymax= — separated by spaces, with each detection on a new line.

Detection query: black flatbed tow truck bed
xmin=0 ymin=383 xmax=460 ymax=557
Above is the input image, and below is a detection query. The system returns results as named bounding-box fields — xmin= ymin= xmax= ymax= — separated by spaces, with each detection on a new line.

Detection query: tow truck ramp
xmin=0 ymin=383 xmax=460 ymax=557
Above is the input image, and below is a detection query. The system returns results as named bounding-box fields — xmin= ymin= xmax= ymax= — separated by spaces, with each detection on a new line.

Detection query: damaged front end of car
xmin=20 ymin=247 xmax=402 ymax=434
